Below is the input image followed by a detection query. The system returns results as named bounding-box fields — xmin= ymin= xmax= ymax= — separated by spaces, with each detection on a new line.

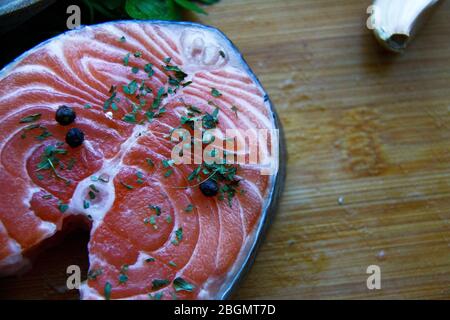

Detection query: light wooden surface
xmin=1 ymin=0 xmax=449 ymax=300
xmin=199 ymin=0 xmax=450 ymax=299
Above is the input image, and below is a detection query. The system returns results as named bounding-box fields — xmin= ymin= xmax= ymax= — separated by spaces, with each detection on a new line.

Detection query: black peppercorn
xmin=199 ymin=179 xmax=219 ymax=197
xmin=65 ymin=128 xmax=84 ymax=148
xmin=55 ymin=105 xmax=76 ymax=125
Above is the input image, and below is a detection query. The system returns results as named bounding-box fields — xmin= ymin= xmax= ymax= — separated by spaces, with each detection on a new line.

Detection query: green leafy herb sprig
xmin=82 ymin=0 xmax=220 ymax=21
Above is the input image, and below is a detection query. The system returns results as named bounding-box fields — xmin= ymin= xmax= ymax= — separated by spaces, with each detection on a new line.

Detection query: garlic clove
xmin=370 ymin=0 xmax=441 ymax=52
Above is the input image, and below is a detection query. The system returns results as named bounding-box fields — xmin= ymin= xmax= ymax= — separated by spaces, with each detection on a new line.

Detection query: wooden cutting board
xmin=200 ymin=0 xmax=450 ymax=299
xmin=1 ymin=0 xmax=449 ymax=299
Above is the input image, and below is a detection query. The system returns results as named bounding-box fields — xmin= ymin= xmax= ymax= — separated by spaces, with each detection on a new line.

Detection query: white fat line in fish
xmin=42 ymin=40 xmax=120 ymax=102
xmin=79 ymin=46 xmax=169 ymax=86
xmin=186 ymin=83 xmax=273 ymax=130
xmin=3 ymin=64 xmax=107 ymax=106
xmin=0 ymin=86 xmax=93 ymax=111
xmin=181 ymin=91 xmax=272 ymax=160
xmin=182 ymin=86 xmax=268 ymax=132
xmin=69 ymin=127 xmax=144 ymax=230
xmin=139 ymin=25 xmax=184 ymax=62
xmin=175 ymin=200 xmax=220 ymax=283
xmin=102 ymin=24 xmax=182 ymax=68
xmin=194 ymin=73 xmax=264 ymax=101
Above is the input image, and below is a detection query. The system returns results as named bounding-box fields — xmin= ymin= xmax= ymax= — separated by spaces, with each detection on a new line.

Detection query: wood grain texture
xmin=198 ymin=0 xmax=450 ymax=299
xmin=1 ymin=0 xmax=450 ymax=300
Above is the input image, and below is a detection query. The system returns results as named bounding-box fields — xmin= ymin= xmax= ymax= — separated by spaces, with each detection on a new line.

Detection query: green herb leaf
xmin=20 ymin=113 xmax=41 ymax=123
xmin=122 ymin=79 xmax=138 ymax=95
xmin=211 ymin=88 xmax=222 ymax=97
xmin=173 ymin=277 xmax=195 ymax=292
xmin=175 ymin=227 xmax=183 ymax=242
xmin=168 ymin=260 xmax=177 ymax=267
xmin=122 ymin=113 xmax=137 ymax=123
xmin=125 ymin=0 xmax=180 ymax=20
xmin=119 ymin=273 xmax=128 ymax=284
xmin=164 ymin=169 xmax=173 ymax=178
xmin=144 ymin=63 xmax=155 ymax=77
xmin=87 ymin=268 xmax=103 ymax=280
xmin=185 ymin=204 xmax=194 ymax=212
xmin=174 ymin=0 xmax=207 ymax=14
xmin=104 ymin=282 xmax=112 ymax=300
xmin=120 ymin=181 xmax=134 ymax=190
xmin=152 ymin=279 xmax=169 ymax=290
xmin=149 ymin=292 xmax=163 ymax=300
xmin=146 ymin=158 xmax=154 ymax=167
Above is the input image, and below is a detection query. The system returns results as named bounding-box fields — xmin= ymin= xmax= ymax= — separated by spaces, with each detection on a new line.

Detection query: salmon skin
xmin=0 ymin=21 xmax=284 ymax=300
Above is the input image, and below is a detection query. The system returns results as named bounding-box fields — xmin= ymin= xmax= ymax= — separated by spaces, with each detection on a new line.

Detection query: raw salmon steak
xmin=0 ymin=21 xmax=283 ymax=299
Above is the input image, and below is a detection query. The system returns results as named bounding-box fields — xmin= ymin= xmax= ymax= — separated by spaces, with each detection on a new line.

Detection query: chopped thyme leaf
xmin=175 ymin=227 xmax=183 ymax=242
xmin=211 ymin=88 xmax=222 ymax=97
xmin=173 ymin=277 xmax=195 ymax=292
xmin=122 ymin=80 xmax=138 ymax=95
xmin=37 ymin=174 xmax=44 ymax=180
xmin=118 ymin=273 xmax=128 ymax=284
xmin=84 ymin=103 xmax=92 ymax=109
xmin=120 ymin=181 xmax=134 ymax=190
xmin=149 ymin=205 xmax=161 ymax=216
xmin=123 ymin=53 xmax=130 ymax=66
xmin=67 ymin=158 xmax=76 ymax=170
xmin=144 ymin=63 xmax=155 ymax=77
xmin=188 ymin=105 xmax=201 ymax=114
xmin=152 ymin=279 xmax=169 ymax=290
xmin=88 ymin=191 xmax=96 ymax=200
xmin=149 ymin=292 xmax=163 ymax=300
xmin=89 ymin=184 xmax=99 ymax=193
xmin=58 ymin=202 xmax=69 ymax=213
xmin=104 ymin=86 xmax=119 ymax=111
xmin=104 ymin=282 xmax=112 ymax=300
xmin=119 ymin=36 xmax=126 ymax=42
xmin=83 ymin=200 xmax=90 ymax=209
xmin=87 ymin=268 xmax=103 ymax=280
xmin=146 ymin=158 xmax=154 ymax=167
xmin=152 ymin=87 xmax=166 ymax=109
xmin=164 ymin=169 xmax=173 ymax=178
xmin=162 ymin=159 xmax=174 ymax=168
xmin=42 ymin=194 xmax=52 ymax=200
xmin=166 ymin=215 xmax=172 ymax=224
xmin=131 ymin=66 xmax=139 ymax=74
xmin=122 ymin=113 xmax=137 ymax=124
xmin=136 ymin=171 xmax=144 ymax=184
xmin=36 ymin=143 xmax=70 ymax=183
xmin=20 ymin=113 xmax=41 ymax=123
xmin=163 ymin=57 xmax=172 ymax=64
xmin=35 ymin=130 xmax=52 ymax=141
xmin=185 ymin=204 xmax=194 ymax=212
xmin=187 ymin=166 xmax=201 ymax=181
xmin=134 ymin=51 xmax=142 ymax=58
xmin=148 ymin=215 xmax=156 ymax=226
xmin=168 ymin=261 xmax=177 ymax=267
xmin=145 ymin=257 xmax=155 ymax=263
xmin=231 ymin=105 xmax=239 ymax=117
